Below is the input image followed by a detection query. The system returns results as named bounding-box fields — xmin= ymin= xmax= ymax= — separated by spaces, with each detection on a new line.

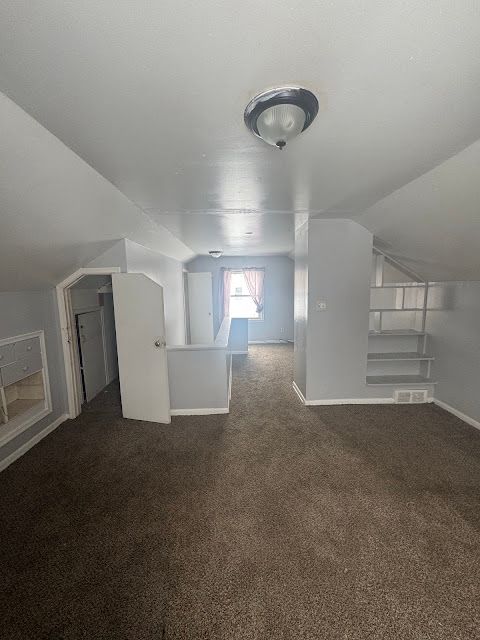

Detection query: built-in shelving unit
xmin=367 ymin=250 xmax=436 ymax=395
xmin=0 ymin=331 xmax=51 ymax=446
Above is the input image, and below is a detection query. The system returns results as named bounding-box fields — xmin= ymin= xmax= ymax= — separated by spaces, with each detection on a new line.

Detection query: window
xmin=229 ymin=271 xmax=263 ymax=319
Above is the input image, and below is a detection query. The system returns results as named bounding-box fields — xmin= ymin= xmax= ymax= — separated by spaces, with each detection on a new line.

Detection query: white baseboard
xmin=292 ymin=381 xmax=306 ymax=404
xmin=228 ymin=354 xmax=233 ymax=402
xmin=0 ymin=413 xmax=69 ymax=473
xmin=305 ymin=397 xmax=396 ymax=406
xmin=170 ymin=408 xmax=229 ymax=416
xmin=230 ymin=350 xmax=248 ymax=355
xmin=248 ymin=340 xmax=287 ymax=344
xmin=433 ymin=398 xmax=480 ymax=431
xmin=292 ymin=382 xmax=397 ymax=406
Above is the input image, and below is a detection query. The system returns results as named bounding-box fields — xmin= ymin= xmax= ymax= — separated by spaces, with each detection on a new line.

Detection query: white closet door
xmin=77 ymin=310 xmax=107 ymax=402
xmin=112 ymin=273 xmax=171 ymax=423
xmin=187 ymin=272 xmax=214 ymax=344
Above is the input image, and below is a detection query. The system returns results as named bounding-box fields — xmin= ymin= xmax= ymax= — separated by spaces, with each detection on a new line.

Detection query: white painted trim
xmin=57 ymin=266 xmax=122 ymax=290
xmin=170 ymin=407 xmax=229 ymax=416
xmin=292 ymin=381 xmax=306 ymax=404
xmin=230 ymin=350 xmax=248 ymax=355
xmin=228 ymin=354 xmax=233 ymax=403
xmin=0 ymin=329 xmax=45 ymax=348
xmin=56 ymin=267 xmax=121 ymax=419
xmin=100 ymin=307 xmax=109 ymax=385
xmin=304 ymin=398 xmax=396 ymax=405
xmin=0 ymin=413 xmax=68 ymax=472
xmin=73 ymin=305 xmax=101 ymax=315
xmin=248 ymin=340 xmax=286 ymax=344
xmin=293 ymin=381 xmax=434 ymax=406
xmin=0 ymin=406 xmax=50 ymax=448
xmin=433 ymin=399 xmax=480 ymax=431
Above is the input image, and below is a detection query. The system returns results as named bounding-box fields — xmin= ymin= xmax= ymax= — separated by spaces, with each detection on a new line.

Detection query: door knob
xmin=154 ymin=338 xmax=166 ymax=348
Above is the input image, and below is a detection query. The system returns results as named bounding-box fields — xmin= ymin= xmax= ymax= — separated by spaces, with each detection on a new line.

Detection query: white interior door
xmin=77 ymin=310 xmax=107 ymax=402
xmin=112 ymin=273 xmax=170 ymax=423
xmin=187 ymin=272 xmax=214 ymax=343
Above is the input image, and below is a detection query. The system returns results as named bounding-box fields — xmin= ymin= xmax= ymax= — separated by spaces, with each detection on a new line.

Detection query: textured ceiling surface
xmin=0 ymin=1 xmax=479 ymax=282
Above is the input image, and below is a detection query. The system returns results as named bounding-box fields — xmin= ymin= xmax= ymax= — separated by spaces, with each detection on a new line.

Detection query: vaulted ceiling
xmin=0 ymin=1 xmax=479 ymax=286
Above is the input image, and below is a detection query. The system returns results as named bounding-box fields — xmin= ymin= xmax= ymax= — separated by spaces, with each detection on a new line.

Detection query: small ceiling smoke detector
xmin=244 ymin=86 xmax=319 ymax=150
xmin=209 ymin=250 xmax=223 ymax=258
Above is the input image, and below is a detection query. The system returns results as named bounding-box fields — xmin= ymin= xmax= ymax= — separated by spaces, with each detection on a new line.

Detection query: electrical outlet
xmin=316 ymin=300 xmax=327 ymax=311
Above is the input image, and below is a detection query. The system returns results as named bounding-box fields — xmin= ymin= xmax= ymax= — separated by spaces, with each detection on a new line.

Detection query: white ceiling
xmin=0 ymin=94 xmax=194 ymax=291
xmin=71 ymin=275 xmax=111 ymax=290
xmin=359 ymin=139 xmax=480 ymax=281
xmin=153 ymin=213 xmax=294 ymax=257
xmin=0 ymin=1 xmax=480 ymax=280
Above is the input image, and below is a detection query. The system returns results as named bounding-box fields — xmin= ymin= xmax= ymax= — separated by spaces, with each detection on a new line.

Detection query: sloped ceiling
xmin=358 ymin=139 xmax=480 ymax=281
xmin=0 ymin=94 xmax=194 ymax=290
xmin=0 ymin=1 xmax=479 ymax=284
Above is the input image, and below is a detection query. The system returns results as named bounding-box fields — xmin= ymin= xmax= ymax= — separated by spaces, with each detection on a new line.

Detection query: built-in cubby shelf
xmin=370 ymin=308 xmax=424 ymax=312
xmin=370 ymin=284 xmax=427 ymax=288
xmin=367 ymin=250 xmax=435 ymax=396
xmin=0 ymin=331 xmax=51 ymax=447
xmin=367 ymin=352 xmax=434 ymax=361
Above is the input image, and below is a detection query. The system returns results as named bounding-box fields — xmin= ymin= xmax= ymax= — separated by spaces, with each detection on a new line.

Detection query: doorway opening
xmin=68 ymin=274 xmax=119 ymax=410
xmin=56 ymin=267 xmax=121 ymax=419
xmin=57 ymin=268 xmax=171 ymax=423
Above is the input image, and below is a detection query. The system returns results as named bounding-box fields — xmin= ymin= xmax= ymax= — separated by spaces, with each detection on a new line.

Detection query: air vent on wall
xmin=394 ymin=389 xmax=428 ymax=404
xmin=411 ymin=390 xmax=428 ymax=404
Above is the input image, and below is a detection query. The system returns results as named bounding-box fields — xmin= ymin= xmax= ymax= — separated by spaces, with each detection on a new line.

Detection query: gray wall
xmin=167 ymin=348 xmax=230 ymax=411
xmin=293 ymin=221 xmax=308 ymax=396
xmin=228 ymin=318 xmax=249 ymax=353
xmin=305 ymin=220 xmax=373 ymax=401
xmin=86 ymin=239 xmax=128 ymax=271
xmin=125 ymin=240 xmax=186 ymax=345
xmin=0 ymin=238 xmax=185 ymax=469
xmin=88 ymin=238 xmax=186 ymax=345
xmin=187 ymin=255 xmax=294 ymax=342
xmin=294 ymin=219 xmax=435 ymax=402
xmin=0 ymin=290 xmax=67 ymax=464
xmin=426 ymin=281 xmax=480 ymax=423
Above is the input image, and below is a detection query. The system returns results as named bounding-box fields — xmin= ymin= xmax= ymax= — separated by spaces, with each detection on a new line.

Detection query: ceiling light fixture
xmin=209 ymin=250 xmax=223 ymax=258
xmin=244 ymin=86 xmax=318 ymax=150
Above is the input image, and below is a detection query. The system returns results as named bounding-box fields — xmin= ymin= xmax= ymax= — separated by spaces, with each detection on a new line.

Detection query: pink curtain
xmin=243 ymin=268 xmax=264 ymax=313
xmin=220 ymin=268 xmax=232 ymax=319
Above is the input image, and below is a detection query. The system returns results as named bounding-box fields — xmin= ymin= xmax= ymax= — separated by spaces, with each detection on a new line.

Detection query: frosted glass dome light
xmin=244 ymin=87 xmax=318 ymax=150
xmin=256 ymin=104 xmax=306 ymax=149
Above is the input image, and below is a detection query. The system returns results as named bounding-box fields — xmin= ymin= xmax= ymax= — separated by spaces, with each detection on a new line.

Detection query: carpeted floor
xmin=1 ymin=344 xmax=480 ymax=639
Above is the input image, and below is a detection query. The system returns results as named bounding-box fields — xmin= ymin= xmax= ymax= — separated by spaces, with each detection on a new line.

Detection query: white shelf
xmin=368 ymin=330 xmax=425 ymax=336
xmin=370 ymin=284 xmax=425 ymax=288
xmin=370 ymin=308 xmax=424 ymax=312
xmin=367 ymin=352 xmax=434 ymax=361
xmin=7 ymin=398 xmax=43 ymax=420
xmin=366 ymin=375 xmax=436 ymax=386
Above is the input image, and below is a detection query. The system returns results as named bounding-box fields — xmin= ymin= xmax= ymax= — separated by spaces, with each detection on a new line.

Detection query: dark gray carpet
xmin=1 ymin=344 xmax=480 ymax=639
